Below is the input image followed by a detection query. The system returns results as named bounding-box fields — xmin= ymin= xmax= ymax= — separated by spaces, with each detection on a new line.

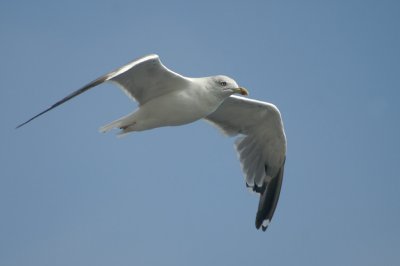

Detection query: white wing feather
xmin=205 ymin=95 xmax=286 ymax=230
xmin=107 ymin=54 xmax=190 ymax=105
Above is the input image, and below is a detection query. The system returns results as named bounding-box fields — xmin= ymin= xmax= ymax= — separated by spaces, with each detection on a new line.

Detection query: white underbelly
xmin=133 ymin=91 xmax=220 ymax=131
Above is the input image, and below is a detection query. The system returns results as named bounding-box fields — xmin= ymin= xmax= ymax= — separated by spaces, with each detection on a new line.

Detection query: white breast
xmin=131 ymin=86 xmax=223 ymax=131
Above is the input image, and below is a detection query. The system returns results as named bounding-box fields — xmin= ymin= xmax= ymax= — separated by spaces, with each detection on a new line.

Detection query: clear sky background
xmin=1 ymin=0 xmax=399 ymax=265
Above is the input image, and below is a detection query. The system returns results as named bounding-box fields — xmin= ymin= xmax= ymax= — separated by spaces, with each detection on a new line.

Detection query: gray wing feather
xmin=205 ymin=95 xmax=287 ymax=231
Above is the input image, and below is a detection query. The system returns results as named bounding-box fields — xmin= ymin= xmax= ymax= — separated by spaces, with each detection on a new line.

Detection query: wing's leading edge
xmin=16 ymin=54 xmax=190 ymax=128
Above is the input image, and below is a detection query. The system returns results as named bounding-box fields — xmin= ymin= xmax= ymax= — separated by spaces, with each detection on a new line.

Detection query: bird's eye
xmin=220 ymin=81 xmax=227 ymax=86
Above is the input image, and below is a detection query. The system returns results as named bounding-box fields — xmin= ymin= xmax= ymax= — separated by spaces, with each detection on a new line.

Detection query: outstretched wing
xmin=108 ymin=54 xmax=190 ymax=104
xmin=16 ymin=54 xmax=190 ymax=128
xmin=205 ymin=95 xmax=287 ymax=231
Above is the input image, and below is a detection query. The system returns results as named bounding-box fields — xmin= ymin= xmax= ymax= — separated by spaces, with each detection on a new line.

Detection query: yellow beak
xmin=233 ymin=87 xmax=249 ymax=96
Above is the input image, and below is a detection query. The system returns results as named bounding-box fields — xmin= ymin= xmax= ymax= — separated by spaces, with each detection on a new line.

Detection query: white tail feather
xmin=99 ymin=119 xmax=124 ymax=133
xmin=99 ymin=112 xmax=137 ymax=134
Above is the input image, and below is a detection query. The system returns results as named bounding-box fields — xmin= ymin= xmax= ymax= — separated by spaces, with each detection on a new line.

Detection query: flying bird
xmin=17 ymin=54 xmax=286 ymax=231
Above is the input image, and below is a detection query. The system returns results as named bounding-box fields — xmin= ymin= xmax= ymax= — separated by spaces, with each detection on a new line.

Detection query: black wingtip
xmin=15 ymin=74 xmax=108 ymax=130
xmin=15 ymin=104 xmax=58 ymax=129
xmin=255 ymin=213 xmax=270 ymax=231
xmin=254 ymin=162 xmax=285 ymax=231
xmin=16 ymin=112 xmax=45 ymax=129
xmin=16 ymin=123 xmax=24 ymax=129
xmin=262 ymin=226 xmax=267 ymax=232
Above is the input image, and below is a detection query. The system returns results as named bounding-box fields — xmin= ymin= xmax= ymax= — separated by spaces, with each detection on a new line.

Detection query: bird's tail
xmin=99 ymin=119 xmax=123 ymax=133
xmin=99 ymin=112 xmax=136 ymax=134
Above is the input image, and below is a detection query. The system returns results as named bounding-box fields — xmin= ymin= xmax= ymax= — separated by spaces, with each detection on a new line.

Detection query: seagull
xmin=16 ymin=54 xmax=286 ymax=231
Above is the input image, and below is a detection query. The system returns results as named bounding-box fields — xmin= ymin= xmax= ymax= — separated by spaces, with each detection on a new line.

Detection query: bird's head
xmin=211 ymin=75 xmax=249 ymax=98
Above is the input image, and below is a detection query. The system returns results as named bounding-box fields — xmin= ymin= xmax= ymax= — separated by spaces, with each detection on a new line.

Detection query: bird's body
xmin=17 ymin=54 xmax=286 ymax=231
xmin=101 ymin=77 xmax=230 ymax=134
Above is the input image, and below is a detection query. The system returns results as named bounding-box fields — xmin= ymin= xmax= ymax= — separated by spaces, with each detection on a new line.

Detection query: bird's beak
xmin=233 ymin=87 xmax=249 ymax=96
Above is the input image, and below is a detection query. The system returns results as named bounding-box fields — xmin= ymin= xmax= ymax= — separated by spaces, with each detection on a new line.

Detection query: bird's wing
xmin=16 ymin=54 xmax=190 ymax=128
xmin=107 ymin=54 xmax=190 ymax=104
xmin=205 ymin=95 xmax=287 ymax=231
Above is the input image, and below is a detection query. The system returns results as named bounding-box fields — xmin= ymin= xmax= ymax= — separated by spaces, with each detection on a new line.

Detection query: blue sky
xmin=1 ymin=0 xmax=399 ymax=265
